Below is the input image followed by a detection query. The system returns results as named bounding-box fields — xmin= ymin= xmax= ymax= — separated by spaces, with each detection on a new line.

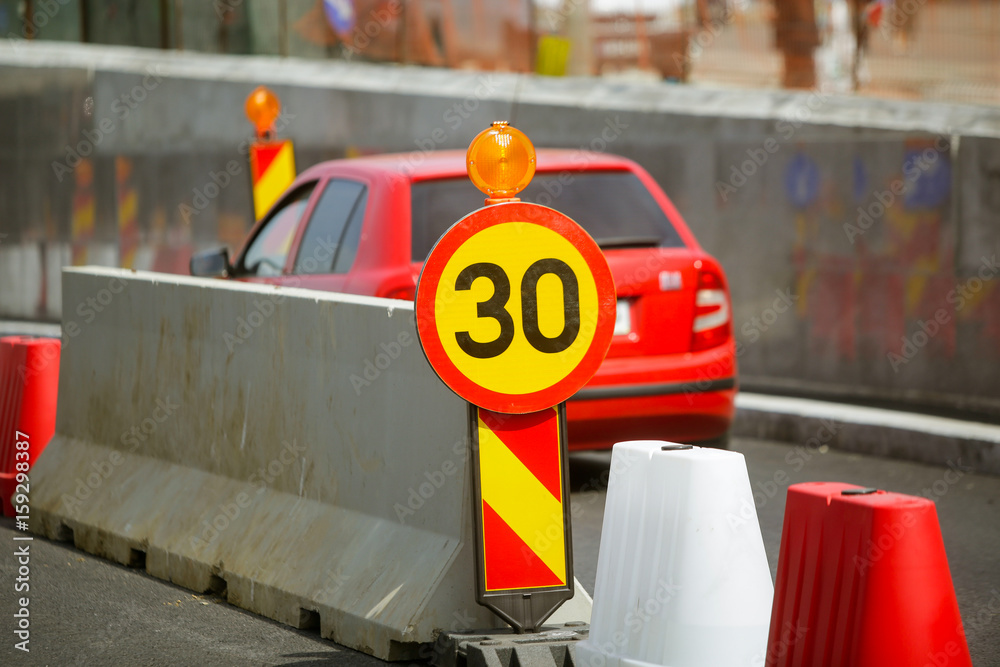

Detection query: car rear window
xmin=410 ymin=171 xmax=685 ymax=261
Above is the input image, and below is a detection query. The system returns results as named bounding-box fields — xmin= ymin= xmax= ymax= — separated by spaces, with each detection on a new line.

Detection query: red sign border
xmin=415 ymin=201 xmax=616 ymax=414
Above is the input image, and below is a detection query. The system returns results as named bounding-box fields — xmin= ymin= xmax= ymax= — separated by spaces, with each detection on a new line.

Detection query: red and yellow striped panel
xmin=115 ymin=156 xmax=139 ymax=269
xmin=71 ymin=159 xmax=95 ymax=265
xmin=249 ymin=140 xmax=296 ymax=220
xmin=478 ymin=408 xmax=567 ymax=591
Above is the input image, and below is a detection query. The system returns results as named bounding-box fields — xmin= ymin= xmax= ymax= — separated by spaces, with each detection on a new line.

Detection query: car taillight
xmin=691 ymin=269 xmax=731 ymax=351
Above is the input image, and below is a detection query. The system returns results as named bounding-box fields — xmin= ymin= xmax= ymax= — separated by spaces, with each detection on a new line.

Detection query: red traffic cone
xmin=0 ymin=336 xmax=61 ymax=516
xmin=766 ymin=482 xmax=971 ymax=667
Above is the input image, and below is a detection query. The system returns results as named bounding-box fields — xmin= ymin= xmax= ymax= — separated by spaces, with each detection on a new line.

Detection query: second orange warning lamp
xmin=245 ymin=85 xmax=282 ymax=141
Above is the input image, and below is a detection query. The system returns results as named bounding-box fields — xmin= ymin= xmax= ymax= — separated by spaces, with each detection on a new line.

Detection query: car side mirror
xmin=190 ymin=247 xmax=232 ymax=278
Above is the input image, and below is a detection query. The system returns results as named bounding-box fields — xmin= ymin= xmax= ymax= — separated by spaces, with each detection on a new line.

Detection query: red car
xmin=191 ymin=149 xmax=736 ymax=449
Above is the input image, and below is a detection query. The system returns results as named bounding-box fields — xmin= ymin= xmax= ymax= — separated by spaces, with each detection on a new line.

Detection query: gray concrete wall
xmin=2 ymin=40 xmax=999 ymax=415
xmin=28 ymin=267 xmax=496 ymax=659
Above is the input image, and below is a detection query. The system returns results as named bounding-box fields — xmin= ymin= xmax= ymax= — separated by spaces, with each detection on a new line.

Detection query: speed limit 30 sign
xmin=414 ymin=121 xmax=616 ymax=633
xmin=415 ymin=201 xmax=616 ymax=414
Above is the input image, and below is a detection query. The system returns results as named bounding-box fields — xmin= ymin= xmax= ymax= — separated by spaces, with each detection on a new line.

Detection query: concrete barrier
xmin=29 ymin=267 xmax=516 ymax=659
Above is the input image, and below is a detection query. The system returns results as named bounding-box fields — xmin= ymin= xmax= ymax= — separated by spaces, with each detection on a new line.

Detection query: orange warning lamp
xmin=466 ymin=121 xmax=536 ymax=202
xmin=245 ymin=86 xmax=281 ymax=139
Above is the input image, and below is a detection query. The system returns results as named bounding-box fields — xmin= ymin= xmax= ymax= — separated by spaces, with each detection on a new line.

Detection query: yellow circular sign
xmin=435 ymin=221 xmax=598 ymax=396
xmin=415 ymin=202 xmax=616 ymax=414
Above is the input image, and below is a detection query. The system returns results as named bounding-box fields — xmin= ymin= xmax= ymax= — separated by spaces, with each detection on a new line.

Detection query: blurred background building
xmin=1 ymin=0 xmax=997 ymax=104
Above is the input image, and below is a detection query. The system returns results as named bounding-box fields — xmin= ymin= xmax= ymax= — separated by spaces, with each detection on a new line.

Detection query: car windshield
xmin=410 ymin=171 xmax=685 ymax=261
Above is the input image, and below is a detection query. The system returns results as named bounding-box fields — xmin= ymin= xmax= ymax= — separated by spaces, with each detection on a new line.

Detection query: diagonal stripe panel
xmin=250 ymin=142 xmax=283 ymax=182
xmin=481 ymin=408 xmax=561 ymax=501
xmin=482 ymin=501 xmax=563 ymax=590
xmin=251 ymin=141 xmax=296 ymax=220
xmin=478 ymin=410 xmax=566 ymax=589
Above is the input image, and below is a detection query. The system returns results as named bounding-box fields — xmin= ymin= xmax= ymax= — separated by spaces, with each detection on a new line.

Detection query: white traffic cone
xmin=576 ymin=441 xmax=773 ymax=667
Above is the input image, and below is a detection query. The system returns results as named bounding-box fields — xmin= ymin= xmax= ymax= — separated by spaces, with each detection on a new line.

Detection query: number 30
xmin=455 ymin=259 xmax=580 ymax=359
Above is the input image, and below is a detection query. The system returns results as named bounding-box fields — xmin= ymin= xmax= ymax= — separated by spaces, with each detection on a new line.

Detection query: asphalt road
xmin=2 ymin=437 xmax=998 ymax=667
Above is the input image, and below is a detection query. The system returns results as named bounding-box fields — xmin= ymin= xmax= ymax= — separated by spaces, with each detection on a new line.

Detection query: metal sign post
xmin=414 ymin=123 xmax=616 ymax=632
xmin=244 ymin=86 xmax=296 ymax=220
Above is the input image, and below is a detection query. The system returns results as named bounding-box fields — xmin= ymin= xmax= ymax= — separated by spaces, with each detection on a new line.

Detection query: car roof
xmin=298 ymin=149 xmax=637 ymax=182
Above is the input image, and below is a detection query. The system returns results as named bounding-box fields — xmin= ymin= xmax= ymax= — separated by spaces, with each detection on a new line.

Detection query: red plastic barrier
xmin=0 ymin=336 xmax=61 ymax=516
xmin=766 ymin=482 xmax=972 ymax=667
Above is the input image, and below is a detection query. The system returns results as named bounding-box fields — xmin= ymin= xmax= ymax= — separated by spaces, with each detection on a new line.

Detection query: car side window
xmin=332 ymin=190 xmax=368 ymax=273
xmin=240 ymin=183 xmax=316 ymax=277
xmin=294 ymin=179 xmax=366 ymax=274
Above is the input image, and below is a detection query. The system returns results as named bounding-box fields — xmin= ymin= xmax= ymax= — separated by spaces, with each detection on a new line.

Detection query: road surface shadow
xmin=568 ymin=451 xmax=613 ymax=493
